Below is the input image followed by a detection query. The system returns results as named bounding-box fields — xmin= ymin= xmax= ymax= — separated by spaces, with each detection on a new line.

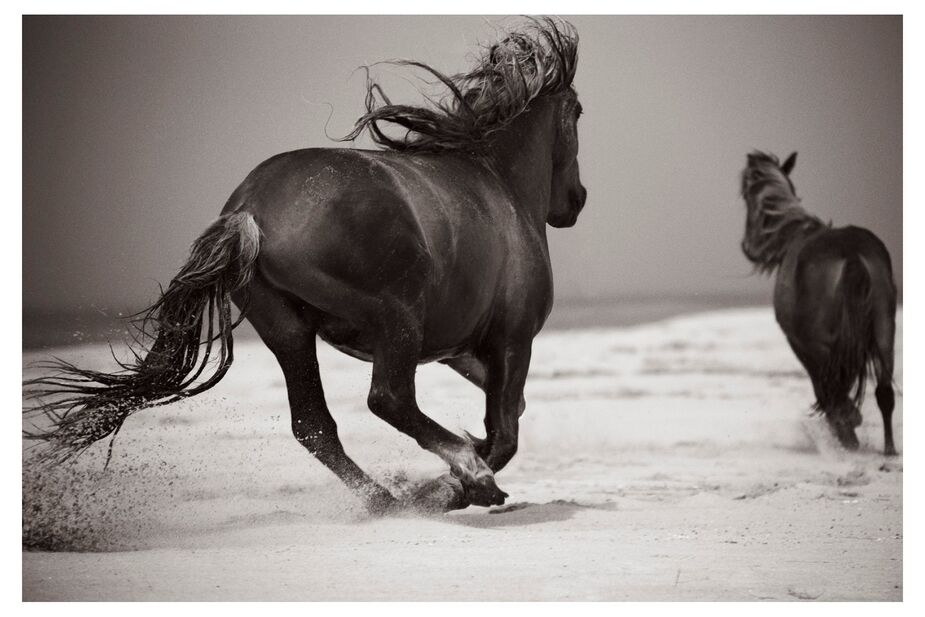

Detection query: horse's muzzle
xmin=566 ymin=187 xmax=587 ymax=224
xmin=548 ymin=187 xmax=586 ymax=228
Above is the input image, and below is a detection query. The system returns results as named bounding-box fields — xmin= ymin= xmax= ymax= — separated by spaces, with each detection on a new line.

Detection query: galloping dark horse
xmin=24 ymin=19 xmax=587 ymax=512
xmin=740 ymin=151 xmax=897 ymax=454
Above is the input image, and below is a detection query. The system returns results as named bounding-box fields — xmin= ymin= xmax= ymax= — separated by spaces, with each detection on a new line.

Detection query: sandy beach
xmin=22 ymin=307 xmax=903 ymax=601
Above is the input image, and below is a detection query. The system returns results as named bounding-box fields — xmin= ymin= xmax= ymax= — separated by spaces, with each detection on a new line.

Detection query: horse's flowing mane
xmin=741 ymin=151 xmax=827 ymax=273
xmin=340 ymin=17 xmax=578 ymax=154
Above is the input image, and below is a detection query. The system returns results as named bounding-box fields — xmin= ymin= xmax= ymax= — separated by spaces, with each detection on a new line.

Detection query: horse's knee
xmin=367 ymin=384 xmax=404 ymax=421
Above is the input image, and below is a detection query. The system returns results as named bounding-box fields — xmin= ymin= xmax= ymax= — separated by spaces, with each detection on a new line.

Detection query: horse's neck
xmin=485 ymin=102 xmax=555 ymax=229
xmin=746 ymin=201 xmax=825 ymax=272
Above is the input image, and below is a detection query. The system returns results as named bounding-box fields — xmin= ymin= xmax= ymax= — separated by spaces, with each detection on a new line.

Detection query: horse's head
xmin=740 ymin=150 xmax=801 ymax=268
xmin=741 ymin=150 xmax=797 ymax=200
xmin=546 ymin=88 xmax=587 ymax=228
xmin=342 ymin=17 xmax=585 ymax=228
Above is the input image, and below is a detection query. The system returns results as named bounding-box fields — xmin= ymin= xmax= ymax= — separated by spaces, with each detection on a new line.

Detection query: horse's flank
xmin=226 ymin=146 xmax=552 ymax=363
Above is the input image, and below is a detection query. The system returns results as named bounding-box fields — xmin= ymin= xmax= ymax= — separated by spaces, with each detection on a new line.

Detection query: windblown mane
xmin=340 ymin=17 xmax=578 ymax=154
xmin=741 ymin=151 xmax=827 ymax=273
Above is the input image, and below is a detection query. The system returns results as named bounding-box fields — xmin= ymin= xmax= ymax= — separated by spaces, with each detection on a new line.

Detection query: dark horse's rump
xmin=24 ymin=18 xmax=587 ymax=512
xmin=740 ymin=151 xmax=897 ymax=454
xmin=793 ymin=227 xmax=894 ymax=409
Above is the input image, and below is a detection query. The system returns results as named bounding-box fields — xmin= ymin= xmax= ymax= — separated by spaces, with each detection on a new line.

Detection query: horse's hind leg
xmin=367 ymin=308 xmax=507 ymax=508
xmin=876 ymin=381 xmax=896 ymax=456
xmin=873 ymin=302 xmax=898 ymax=456
xmin=276 ymin=341 xmax=398 ymax=513
xmin=789 ymin=336 xmax=859 ymax=450
xmin=240 ymin=278 xmax=397 ymax=514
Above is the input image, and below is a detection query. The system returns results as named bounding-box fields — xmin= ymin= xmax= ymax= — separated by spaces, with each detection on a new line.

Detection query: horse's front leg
xmin=442 ymin=346 xmax=529 ymax=471
xmin=481 ymin=343 xmax=531 ymax=472
xmin=440 ymin=355 xmax=492 ymax=458
xmin=367 ymin=307 xmax=507 ymax=509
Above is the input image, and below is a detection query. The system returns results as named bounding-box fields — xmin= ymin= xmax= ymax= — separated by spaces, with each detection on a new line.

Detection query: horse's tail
xmin=817 ymin=256 xmax=877 ymax=411
xmin=23 ymin=212 xmax=261 ymax=464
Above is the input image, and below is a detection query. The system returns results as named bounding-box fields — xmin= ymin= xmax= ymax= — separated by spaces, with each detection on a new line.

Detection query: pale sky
xmin=23 ymin=15 xmax=901 ymax=312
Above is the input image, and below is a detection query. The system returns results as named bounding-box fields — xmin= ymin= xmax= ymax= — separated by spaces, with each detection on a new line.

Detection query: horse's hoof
xmin=463 ymin=474 xmax=508 ymax=507
xmin=884 ymin=445 xmax=898 ymax=457
xmin=831 ymin=425 xmax=860 ymax=451
xmin=408 ymin=474 xmax=469 ymax=513
xmin=365 ymin=487 xmax=401 ymax=516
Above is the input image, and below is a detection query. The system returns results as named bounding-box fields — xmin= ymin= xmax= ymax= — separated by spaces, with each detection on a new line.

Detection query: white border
xmin=7 ymin=2 xmax=918 ymax=612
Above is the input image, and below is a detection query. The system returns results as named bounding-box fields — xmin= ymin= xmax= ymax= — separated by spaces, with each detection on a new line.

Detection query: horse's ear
xmin=781 ymin=151 xmax=797 ymax=175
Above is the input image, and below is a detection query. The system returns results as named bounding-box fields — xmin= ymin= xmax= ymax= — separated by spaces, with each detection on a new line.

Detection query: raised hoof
xmin=462 ymin=473 xmax=508 ymax=507
xmin=408 ymin=474 xmax=470 ymax=513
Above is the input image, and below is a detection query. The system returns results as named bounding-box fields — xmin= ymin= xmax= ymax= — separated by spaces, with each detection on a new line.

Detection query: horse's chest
xmin=503 ymin=240 xmax=555 ymax=329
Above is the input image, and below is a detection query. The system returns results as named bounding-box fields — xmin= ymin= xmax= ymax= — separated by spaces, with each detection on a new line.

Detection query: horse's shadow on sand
xmin=443 ymin=499 xmax=617 ymax=529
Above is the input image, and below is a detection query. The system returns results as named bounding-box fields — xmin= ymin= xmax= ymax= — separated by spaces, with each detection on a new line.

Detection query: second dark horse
xmin=24 ymin=19 xmax=587 ymax=512
xmin=740 ymin=151 xmax=897 ymax=455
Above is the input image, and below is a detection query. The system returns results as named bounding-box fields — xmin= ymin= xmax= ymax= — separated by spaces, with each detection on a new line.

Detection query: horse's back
xmin=222 ymin=148 xmax=520 ymax=359
xmin=802 ymin=226 xmax=892 ymax=269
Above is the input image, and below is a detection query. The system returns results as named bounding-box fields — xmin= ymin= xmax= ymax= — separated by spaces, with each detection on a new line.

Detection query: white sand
xmin=22 ymin=307 xmax=902 ymax=601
